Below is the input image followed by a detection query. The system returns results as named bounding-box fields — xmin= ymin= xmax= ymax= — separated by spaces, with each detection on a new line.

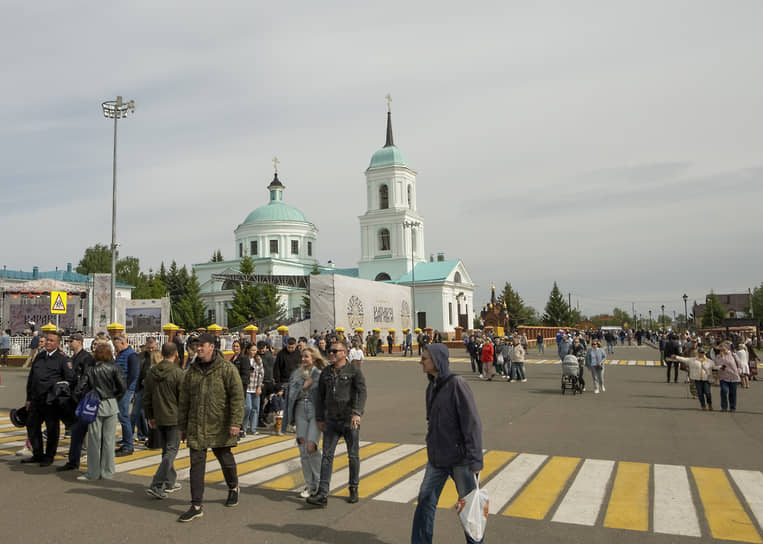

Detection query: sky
xmin=2 ymin=1 xmax=762 ymax=320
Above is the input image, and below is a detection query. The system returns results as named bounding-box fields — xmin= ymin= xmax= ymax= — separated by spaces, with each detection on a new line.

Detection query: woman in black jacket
xmin=230 ymin=340 xmax=251 ymax=437
xmin=79 ymin=342 xmax=126 ymax=481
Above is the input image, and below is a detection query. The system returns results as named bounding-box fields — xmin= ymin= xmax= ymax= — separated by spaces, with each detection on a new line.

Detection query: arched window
xmin=454 ymin=272 xmax=462 ymax=283
xmin=379 ymin=228 xmax=390 ymax=251
xmin=379 ymin=184 xmax=389 ymax=209
xmin=407 ymin=185 xmax=412 ymax=209
xmin=375 ymin=272 xmax=391 ymax=281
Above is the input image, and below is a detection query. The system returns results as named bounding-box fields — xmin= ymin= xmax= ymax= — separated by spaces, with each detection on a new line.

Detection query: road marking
xmin=204 ymin=439 xmax=310 ymax=483
xmin=504 ymin=456 xmax=580 ymax=520
xmin=603 ymin=461 xmax=650 ymax=531
xmin=627 ymin=360 xmax=637 ymax=366
xmin=729 ymin=469 xmax=763 ymax=531
xmin=435 ymin=450 xmax=514 ymax=508
xmin=335 ymin=447 xmax=429 ymax=498
xmin=637 ymin=361 xmax=646 ymax=366
xmin=373 ymin=468 xmax=426 ymax=503
xmin=331 ymin=444 xmax=421 ymax=493
xmin=486 ymin=453 xmax=547 ymax=514
xmin=646 ymin=361 xmax=654 ymax=367
xmin=653 ymin=464 xmax=701 ymax=537
xmin=552 ymin=458 xmax=614 ymax=526
xmin=692 ymin=467 xmax=762 ymax=543
xmin=260 ymin=443 xmax=351 ymax=491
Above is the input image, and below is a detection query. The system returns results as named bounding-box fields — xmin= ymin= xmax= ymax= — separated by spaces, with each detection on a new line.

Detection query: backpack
xmin=75 ymin=390 xmax=101 ymax=424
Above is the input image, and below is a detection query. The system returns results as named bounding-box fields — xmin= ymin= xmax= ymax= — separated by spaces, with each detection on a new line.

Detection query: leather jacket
xmin=86 ymin=361 xmax=127 ymax=400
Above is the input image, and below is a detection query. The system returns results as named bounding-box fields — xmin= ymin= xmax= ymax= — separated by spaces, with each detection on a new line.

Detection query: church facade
xmin=193 ymin=106 xmax=475 ymax=333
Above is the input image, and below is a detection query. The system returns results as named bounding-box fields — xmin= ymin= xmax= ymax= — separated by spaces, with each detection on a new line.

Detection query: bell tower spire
xmin=384 ymin=93 xmax=394 ymax=147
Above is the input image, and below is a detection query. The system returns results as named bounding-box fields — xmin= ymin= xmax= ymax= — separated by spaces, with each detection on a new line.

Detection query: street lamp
xmin=661 ymin=304 xmax=665 ymax=331
xmin=682 ymin=294 xmax=689 ymax=331
xmin=403 ymin=220 xmax=421 ymax=329
xmin=101 ymin=96 xmax=135 ymax=324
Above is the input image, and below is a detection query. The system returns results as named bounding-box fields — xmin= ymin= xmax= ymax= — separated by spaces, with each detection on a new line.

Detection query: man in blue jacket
xmin=412 ymin=343 xmax=483 ymax=544
xmin=113 ymin=334 xmax=140 ymax=456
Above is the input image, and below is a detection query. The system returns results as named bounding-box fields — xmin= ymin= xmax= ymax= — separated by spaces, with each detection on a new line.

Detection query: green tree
xmin=76 ymin=244 xmax=113 ymax=275
xmin=115 ymin=256 xmax=140 ymax=286
xmin=498 ymin=282 xmax=535 ymax=328
xmin=174 ymin=271 xmax=208 ymax=329
xmin=239 ymin=256 xmax=254 ymax=275
xmin=227 ymin=282 xmax=286 ymax=329
xmin=750 ymin=284 xmax=763 ymax=326
xmin=542 ymin=282 xmax=571 ymax=326
xmin=702 ymin=292 xmax=726 ymax=327
xmin=211 ymin=249 xmax=224 ymax=262
xmin=132 ymin=271 xmax=167 ymax=299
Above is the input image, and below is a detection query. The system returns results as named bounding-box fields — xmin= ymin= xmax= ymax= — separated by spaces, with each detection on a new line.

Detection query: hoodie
xmin=143 ymin=359 xmax=185 ymax=426
xmin=424 ymin=344 xmax=483 ymax=472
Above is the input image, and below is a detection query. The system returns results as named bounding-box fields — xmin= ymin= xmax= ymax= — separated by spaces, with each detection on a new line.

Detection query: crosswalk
xmin=404 ymin=357 xmax=665 ymax=366
xmin=1 ymin=414 xmax=761 ymax=542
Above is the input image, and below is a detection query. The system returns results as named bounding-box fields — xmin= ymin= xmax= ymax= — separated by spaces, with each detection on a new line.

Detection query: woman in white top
xmin=735 ymin=344 xmax=750 ymax=389
xmin=675 ymin=349 xmax=715 ymax=410
xmin=348 ymin=340 xmax=364 ymax=368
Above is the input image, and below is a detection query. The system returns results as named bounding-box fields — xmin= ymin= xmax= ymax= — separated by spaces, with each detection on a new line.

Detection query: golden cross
xmin=385 ymin=93 xmax=392 ymax=112
xmin=272 ymin=156 xmax=280 ymax=173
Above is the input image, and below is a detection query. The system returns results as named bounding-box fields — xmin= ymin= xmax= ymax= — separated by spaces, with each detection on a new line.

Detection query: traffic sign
xmin=50 ymin=291 xmax=67 ymax=314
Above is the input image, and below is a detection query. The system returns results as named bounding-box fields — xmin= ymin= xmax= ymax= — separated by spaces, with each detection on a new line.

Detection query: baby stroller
xmin=561 ymin=354 xmax=583 ymax=394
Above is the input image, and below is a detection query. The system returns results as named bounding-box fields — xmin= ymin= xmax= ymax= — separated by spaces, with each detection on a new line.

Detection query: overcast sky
xmin=3 ymin=1 xmax=762 ymax=319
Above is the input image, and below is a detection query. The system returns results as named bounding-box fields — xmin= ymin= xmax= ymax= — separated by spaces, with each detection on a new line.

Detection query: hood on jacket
xmin=427 ymin=343 xmax=452 ymax=383
xmin=151 ymin=359 xmax=176 ymax=382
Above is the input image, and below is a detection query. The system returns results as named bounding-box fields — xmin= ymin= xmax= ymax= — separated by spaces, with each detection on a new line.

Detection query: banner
xmin=10 ymin=303 xmax=75 ymax=333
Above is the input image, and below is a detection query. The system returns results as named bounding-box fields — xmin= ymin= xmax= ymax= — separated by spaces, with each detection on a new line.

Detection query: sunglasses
xmin=328 ymin=349 xmax=346 ymax=354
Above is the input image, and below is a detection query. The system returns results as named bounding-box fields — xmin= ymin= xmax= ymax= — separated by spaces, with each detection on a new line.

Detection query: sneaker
xmin=76 ymin=474 xmax=95 ymax=481
xmin=601 ymin=385 xmax=605 ymax=392
xmin=115 ymin=448 xmax=133 ymax=457
xmin=56 ymin=462 xmax=78 ymax=472
xmin=238 ymin=430 xmax=246 ymax=439
xmin=15 ymin=446 xmax=31 ymax=457
xmin=178 ymin=506 xmax=203 ymax=522
xmin=521 ymin=379 xmax=527 ymax=382
xmin=306 ymin=494 xmax=327 ymax=507
xmin=146 ymin=487 xmax=168 ymax=499
xmin=594 ymin=388 xmax=600 ymax=394
xmin=225 ymin=488 xmax=239 ymax=507
xmin=164 ymin=483 xmax=182 ymax=493
xmin=479 ymin=374 xmax=484 ymax=379
xmin=299 ymin=487 xmax=312 ymax=499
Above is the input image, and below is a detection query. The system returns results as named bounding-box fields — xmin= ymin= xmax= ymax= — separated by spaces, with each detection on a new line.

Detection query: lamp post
xmin=403 ymin=220 xmax=421 ymax=329
xmin=661 ymin=304 xmax=665 ymax=331
xmin=101 ymin=96 xmax=135 ymax=323
xmin=682 ymin=294 xmax=689 ymax=332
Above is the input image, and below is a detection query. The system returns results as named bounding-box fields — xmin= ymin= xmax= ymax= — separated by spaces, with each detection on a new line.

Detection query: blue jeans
xmin=244 ymin=392 xmax=260 ymax=433
xmin=720 ymin=380 xmax=738 ymax=411
xmin=317 ymin=419 xmax=359 ymax=497
xmin=118 ymin=389 xmax=134 ymax=452
xmin=511 ymin=361 xmax=526 ymax=381
xmin=695 ymin=380 xmax=712 ymax=408
xmin=67 ymin=417 xmax=89 ymax=467
xmin=411 ymin=463 xmax=483 ymax=544
xmin=131 ymin=389 xmax=148 ymax=441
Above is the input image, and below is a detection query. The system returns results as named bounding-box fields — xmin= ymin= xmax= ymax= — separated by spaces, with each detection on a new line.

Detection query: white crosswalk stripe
xmin=552 ymin=458 xmax=614 ymax=526
xmin=653 ymin=464 xmax=701 ymax=537
xmin=375 ymin=468 xmax=426 ymax=503
xmin=729 ymin=469 xmax=763 ymax=530
xmin=484 ymin=453 xmax=547 ymax=514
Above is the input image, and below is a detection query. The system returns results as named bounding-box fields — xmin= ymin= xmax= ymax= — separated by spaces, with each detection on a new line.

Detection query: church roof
xmin=395 ymin=260 xmax=461 ymax=283
xmin=320 ymin=267 xmax=359 ymax=278
xmin=243 ymin=201 xmax=309 ymax=223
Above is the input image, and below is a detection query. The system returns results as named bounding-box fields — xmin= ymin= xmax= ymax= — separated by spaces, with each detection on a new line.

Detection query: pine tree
xmin=174 ymin=271 xmax=208 ymax=329
xmin=542 ymin=282 xmax=571 ymax=326
xmin=211 ymin=249 xmax=224 ymax=262
xmin=702 ymin=292 xmax=726 ymax=327
xmin=239 ymin=256 xmax=255 ymax=276
xmin=498 ymin=282 xmax=536 ymax=328
xmin=227 ymin=282 xmax=286 ymax=329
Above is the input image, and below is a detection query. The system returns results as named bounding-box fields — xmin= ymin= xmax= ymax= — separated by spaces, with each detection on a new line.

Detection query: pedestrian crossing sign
xmin=50 ymin=291 xmax=67 ymax=314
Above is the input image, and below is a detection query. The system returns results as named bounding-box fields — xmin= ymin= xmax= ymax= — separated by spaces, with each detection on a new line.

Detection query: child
xmin=269 ymin=387 xmax=285 ymax=435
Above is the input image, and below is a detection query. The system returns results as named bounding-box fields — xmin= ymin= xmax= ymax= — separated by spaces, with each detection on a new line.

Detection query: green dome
xmin=369 ymin=145 xmax=408 ymax=169
xmin=243 ymin=201 xmax=308 ymax=223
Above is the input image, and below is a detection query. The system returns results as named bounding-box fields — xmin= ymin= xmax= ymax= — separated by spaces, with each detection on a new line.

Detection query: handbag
xmin=455 ymin=475 xmax=489 ymax=541
xmin=75 ymin=390 xmax=101 ymax=424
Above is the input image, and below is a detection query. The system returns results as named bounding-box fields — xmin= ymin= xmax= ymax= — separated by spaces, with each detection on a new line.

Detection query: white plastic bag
xmin=455 ymin=475 xmax=489 ymax=541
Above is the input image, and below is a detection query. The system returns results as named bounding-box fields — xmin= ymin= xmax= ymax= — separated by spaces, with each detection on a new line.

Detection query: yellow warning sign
xmin=50 ymin=291 xmax=68 ymax=314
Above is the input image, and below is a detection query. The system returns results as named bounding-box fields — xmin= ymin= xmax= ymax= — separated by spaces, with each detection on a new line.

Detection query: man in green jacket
xmin=143 ymin=342 xmax=184 ymax=500
xmin=177 ymin=334 xmax=244 ymax=522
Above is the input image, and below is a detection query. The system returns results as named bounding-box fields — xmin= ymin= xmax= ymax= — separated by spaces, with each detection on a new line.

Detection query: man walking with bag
xmin=143 ymin=343 xmax=185 ymax=499
xmin=411 ymin=343 xmax=484 ymax=544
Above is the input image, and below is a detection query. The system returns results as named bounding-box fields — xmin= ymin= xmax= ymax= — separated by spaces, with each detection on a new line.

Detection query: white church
xmin=193 ymin=105 xmax=475 ymax=334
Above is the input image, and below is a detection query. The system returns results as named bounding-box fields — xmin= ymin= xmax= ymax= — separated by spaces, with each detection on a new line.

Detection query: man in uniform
xmin=22 ymin=330 xmax=75 ymax=467
xmin=307 ymin=340 xmax=367 ymax=507
xmin=57 ymin=333 xmax=95 ymax=471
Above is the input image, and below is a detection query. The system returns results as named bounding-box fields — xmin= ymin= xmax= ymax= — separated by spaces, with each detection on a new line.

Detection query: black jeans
xmin=27 ymin=402 xmax=60 ymax=461
xmin=189 ymin=446 xmax=238 ymax=506
xmin=666 ymin=361 xmax=679 ymax=382
xmin=317 ymin=419 xmax=360 ymax=497
xmin=67 ymin=417 xmax=90 ymax=467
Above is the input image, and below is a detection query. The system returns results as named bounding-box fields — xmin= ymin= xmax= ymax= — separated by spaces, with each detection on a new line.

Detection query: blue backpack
xmin=75 ymin=390 xmax=101 ymax=423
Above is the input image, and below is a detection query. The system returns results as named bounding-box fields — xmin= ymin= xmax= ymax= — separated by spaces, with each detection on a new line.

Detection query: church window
xmin=407 ymin=185 xmax=412 ymax=209
xmin=250 ymin=241 xmax=258 ymax=256
xmin=239 ymin=243 xmax=243 ymax=257
xmin=307 ymin=241 xmax=313 ymax=256
xmin=379 ymin=228 xmax=390 ymax=251
xmin=379 ymin=184 xmax=389 ymax=209
xmin=270 ymin=239 xmax=279 ymax=255
xmin=375 ymin=272 xmax=391 ymax=281
xmin=291 ymin=240 xmax=299 ymax=255
xmin=454 ymin=272 xmax=462 ymax=283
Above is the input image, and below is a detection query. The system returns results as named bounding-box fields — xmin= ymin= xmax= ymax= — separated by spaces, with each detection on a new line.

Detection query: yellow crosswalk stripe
xmin=335 ymin=448 xmax=430 ymax=498
xmin=128 ymin=435 xmax=291 ymax=476
xmin=603 ymin=461 xmax=649 ymax=531
xmin=0 ymin=432 xmax=29 ymax=444
xmin=503 ymin=456 xmax=581 ymax=520
xmin=436 ymin=450 xmax=514 ymax=508
xmin=691 ymin=467 xmax=762 ymax=543
xmin=637 ymin=361 xmax=646 ymax=366
xmin=264 ymin=442 xmax=393 ymax=491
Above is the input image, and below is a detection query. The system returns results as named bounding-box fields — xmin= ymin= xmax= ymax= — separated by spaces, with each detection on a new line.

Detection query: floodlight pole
xmin=403 ymin=220 xmax=421 ymax=329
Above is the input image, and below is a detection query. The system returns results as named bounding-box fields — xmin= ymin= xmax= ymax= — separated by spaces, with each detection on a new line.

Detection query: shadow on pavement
xmin=250 ymin=523 xmax=394 ymax=544
xmin=65 ymin=477 xmax=185 ymax=516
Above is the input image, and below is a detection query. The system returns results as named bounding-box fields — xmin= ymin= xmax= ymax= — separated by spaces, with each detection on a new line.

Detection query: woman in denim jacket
xmin=288 ymin=346 xmax=325 ymax=498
